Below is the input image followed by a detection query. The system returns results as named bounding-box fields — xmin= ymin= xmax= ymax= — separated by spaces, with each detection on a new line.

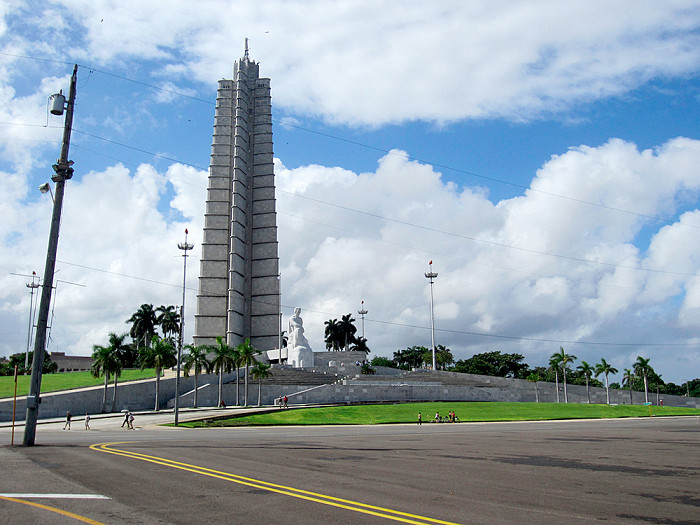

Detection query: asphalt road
xmin=1 ymin=413 xmax=698 ymax=524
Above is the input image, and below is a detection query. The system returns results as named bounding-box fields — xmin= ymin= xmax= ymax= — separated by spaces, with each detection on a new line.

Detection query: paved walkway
xmin=0 ymin=405 xmax=282 ymax=434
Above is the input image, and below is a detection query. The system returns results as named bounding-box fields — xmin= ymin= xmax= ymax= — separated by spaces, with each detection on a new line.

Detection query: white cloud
xmin=7 ymin=0 xmax=695 ymax=125
xmin=276 ymin=138 xmax=700 ymax=381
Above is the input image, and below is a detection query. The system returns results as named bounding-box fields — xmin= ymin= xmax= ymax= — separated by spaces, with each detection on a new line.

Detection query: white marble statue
xmin=287 ymin=307 xmax=314 ymax=368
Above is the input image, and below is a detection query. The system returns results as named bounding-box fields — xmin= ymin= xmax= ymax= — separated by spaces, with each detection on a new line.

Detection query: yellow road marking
xmin=91 ymin=441 xmax=462 ymax=525
xmin=0 ymin=495 xmax=108 ymax=525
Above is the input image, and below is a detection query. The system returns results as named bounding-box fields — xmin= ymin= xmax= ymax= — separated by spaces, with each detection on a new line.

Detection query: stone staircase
xmin=256 ymin=366 xmax=342 ymax=387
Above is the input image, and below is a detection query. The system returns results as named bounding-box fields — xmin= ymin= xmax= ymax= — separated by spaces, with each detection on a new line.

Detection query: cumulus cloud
xmin=1 ymin=136 xmax=699 ymax=382
xmin=276 ymin=138 xmax=700 ymax=381
xmin=4 ymin=1 xmax=698 ymax=125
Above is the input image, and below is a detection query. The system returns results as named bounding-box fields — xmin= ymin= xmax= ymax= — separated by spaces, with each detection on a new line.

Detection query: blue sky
xmin=1 ymin=1 xmax=700 ymax=384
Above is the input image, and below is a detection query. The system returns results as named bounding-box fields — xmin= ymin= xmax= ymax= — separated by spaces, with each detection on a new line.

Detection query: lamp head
xmin=39 ymin=183 xmax=51 ymax=194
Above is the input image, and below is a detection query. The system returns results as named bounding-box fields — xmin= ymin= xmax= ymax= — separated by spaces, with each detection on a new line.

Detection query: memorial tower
xmin=193 ymin=42 xmax=280 ymax=351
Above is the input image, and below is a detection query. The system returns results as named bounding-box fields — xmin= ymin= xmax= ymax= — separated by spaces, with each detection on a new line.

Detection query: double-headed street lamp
xmin=358 ymin=300 xmax=368 ymax=340
xmin=174 ymin=229 xmax=194 ymax=426
xmin=24 ymin=65 xmax=78 ymax=446
xmin=425 ymin=261 xmax=438 ymax=371
xmin=24 ymin=272 xmax=40 ymax=374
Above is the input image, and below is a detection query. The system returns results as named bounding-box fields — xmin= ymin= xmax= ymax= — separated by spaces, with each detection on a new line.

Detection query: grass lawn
xmin=182 ymin=401 xmax=700 ymax=427
xmin=0 ymin=369 xmax=157 ymax=399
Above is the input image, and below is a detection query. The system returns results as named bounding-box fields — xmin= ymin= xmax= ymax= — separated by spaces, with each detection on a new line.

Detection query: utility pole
xmin=24 ymin=64 xmax=77 ymax=446
xmin=174 ymin=229 xmax=194 ymax=426
xmin=425 ymin=261 xmax=438 ymax=371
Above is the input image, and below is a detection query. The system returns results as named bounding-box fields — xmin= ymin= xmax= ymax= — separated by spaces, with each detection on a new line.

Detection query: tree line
xmin=370 ymin=346 xmax=700 ymax=401
xmin=84 ymin=303 xmax=271 ymax=413
xmin=323 ymin=314 xmax=370 ymax=352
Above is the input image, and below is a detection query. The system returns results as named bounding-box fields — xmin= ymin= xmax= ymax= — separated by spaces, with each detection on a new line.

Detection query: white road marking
xmin=0 ymin=493 xmax=110 ymax=499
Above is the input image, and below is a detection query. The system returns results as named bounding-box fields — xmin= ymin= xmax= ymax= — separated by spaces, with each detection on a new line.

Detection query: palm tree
xmin=100 ymin=332 xmax=130 ymax=412
xmin=650 ymin=372 xmax=664 ymax=405
xmin=549 ymin=352 xmax=563 ymax=403
xmin=156 ymin=305 xmax=180 ymax=341
xmin=91 ymin=344 xmax=120 ymax=413
xmin=183 ymin=344 xmax=211 ymax=408
xmin=622 ymin=368 xmax=635 ymax=405
xmin=140 ymin=335 xmax=177 ymax=411
xmin=554 ymin=347 xmax=576 ymax=403
xmin=633 ymin=356 xmax=653 ymax=404
xmin=526 ymin=372 xmax=540 ymax=403
xmin=126 ymin=303 xmax=158 ymax=351
xmin=595 ymin=358 xmax=618 ymax=404
xmin=577 ymin=361 xmax=594 ymax=404
xmin=237 ymin=338 xmax=258 ymax=407
xmin=208 ymin=336 xmax=237 ymax=408
xmin=350 ymin=336 xmax=370 ymax=354
xmin=251 ymin=361 xmax=271 ymax=406
xmin=338 ymin=313 xmax=358 ymax=351
xmin=324 ymin=319 xmax=341 ymax=351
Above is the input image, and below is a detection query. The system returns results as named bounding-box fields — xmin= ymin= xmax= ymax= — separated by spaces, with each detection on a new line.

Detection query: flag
xmin=429 ymin=260 xmax=432 ymax=265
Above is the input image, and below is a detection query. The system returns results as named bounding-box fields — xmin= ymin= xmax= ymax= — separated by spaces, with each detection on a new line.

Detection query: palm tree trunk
xmin=235 ymin=366 xmax=240 ymax=406
xmin=102 ymin=373 xmax=109 ymax=413
xmin=244 ymin=365 xmax=249 ymax=406
xmin=155 ymin=366 xmax=161 ymax=411
xmin=605 ymin=374 xmax=610 ymax=404
xmin=629 ymin=384 xmax=633 ymax=405
xmin=586 ymin=379 xmax=590 ymax=404
xmin=193 ymin=372 xmax=198 ymax=408
xmin=644 ymin=375 xmax=649 ymax=403
xmin=111 ymin=375 xmax=118 ymax=412
xmin=534 ymin=382 xmax=539 ymax=403
xmin=218 ymin=369 xmax=223 ymax=407
xmin=258 ymin=378 xmax=262 ymax=406
xmin=563 ymin=372 xmax=568 ymax=403
xmin=554 ymin=371 xmax=559 ymax=403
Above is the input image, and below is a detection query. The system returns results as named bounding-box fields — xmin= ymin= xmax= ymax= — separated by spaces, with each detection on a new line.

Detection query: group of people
xmin=63 ymin=411 xmax=91 ymax=430
xmin=121 ymin=411 xmax=135 ymax=429
xmin=277 ymin=396 xmax=289 ymax=408
xmin=62 ymin=410 xmax=135 ymax=430
xmin=417 ymin=410 xmax=459 ymax=425
xmin=434 ymin=410 xmax=458 ymax=423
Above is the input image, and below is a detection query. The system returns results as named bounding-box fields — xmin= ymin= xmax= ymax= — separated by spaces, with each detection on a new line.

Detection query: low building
xmin=50 ymin=352 xmax=93 ymax=373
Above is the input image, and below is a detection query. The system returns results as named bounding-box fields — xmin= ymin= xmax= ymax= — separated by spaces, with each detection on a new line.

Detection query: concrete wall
xmin=168 ymin=372 xmax=700 ymax=410
xmin=0 ymin=371 xmax=237 ymax=422
xmin=3 ymin=370 xmax=698 ymax=422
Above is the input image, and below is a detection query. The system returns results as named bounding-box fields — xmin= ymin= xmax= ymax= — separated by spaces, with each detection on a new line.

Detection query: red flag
xmin=429 ymin=260 xmax=432 ymax=265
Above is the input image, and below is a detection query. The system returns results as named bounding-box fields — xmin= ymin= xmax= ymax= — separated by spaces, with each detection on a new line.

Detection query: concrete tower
xmin=194 ymin=43 xmax=280 ymax=351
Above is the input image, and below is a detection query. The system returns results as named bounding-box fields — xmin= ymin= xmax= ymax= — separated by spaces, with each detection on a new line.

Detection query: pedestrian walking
xmin=121 ymin=411 xmax=130 ymax=428
xmin=63 ymin=411 xmax=71 ymax=430
xmin=417 ymin=412 xmax=422 ymax=425
xmin=283 ymin=395 xmax=288 ymax=408
xmin=128 ymin=412 xmax=135 ymax=429
xmin=84 ymin=413 xmax=90 ymax=430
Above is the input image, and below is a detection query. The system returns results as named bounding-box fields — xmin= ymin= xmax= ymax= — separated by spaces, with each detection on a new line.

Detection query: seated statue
xmin=287 ymin=307 xmax=314 ymax=368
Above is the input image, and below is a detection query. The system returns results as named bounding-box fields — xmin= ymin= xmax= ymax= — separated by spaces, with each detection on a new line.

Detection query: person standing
xmin=417 ymin=412 xmax=422 ymax=425
xmin=63 ymin=411 xmax=71 ymax=430
xmin=84 ymin=413 xmax=91 ymax=430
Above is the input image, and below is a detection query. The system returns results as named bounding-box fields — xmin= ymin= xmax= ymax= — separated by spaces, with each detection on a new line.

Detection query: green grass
xmin=182 ymin=402 xmax=700 ymax=428
xmin=0 ymin=369 xmax=158 ymax=398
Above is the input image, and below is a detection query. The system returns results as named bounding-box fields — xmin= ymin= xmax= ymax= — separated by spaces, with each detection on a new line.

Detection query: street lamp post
xmin=24 ymin=272 xmax=40 ymax=374
xmin=24 ymin=64 xmax=78 ymax=446
xmin=174 ymin=229 xmax=194 ymax=426
xmin=358 ymin=301 xmax=368 ymax=340
xmin=424 ymin=261 xmax=438 ymax=371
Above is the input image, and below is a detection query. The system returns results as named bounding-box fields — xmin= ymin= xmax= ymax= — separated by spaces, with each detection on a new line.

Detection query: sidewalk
xmin=0 ymin=405 xmax=281 ymax=432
